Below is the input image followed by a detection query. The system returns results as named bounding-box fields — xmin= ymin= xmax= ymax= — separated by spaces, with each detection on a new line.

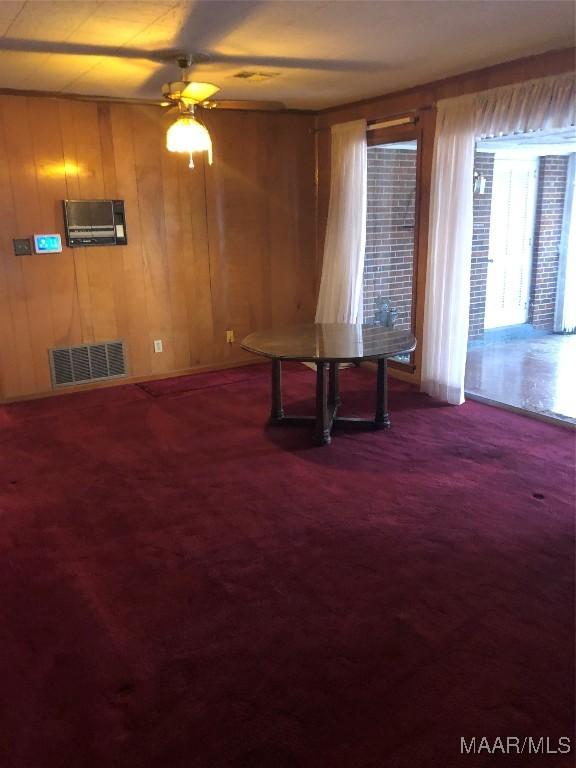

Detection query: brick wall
xmin=468 ymin=152 xmax=495 ymax=339
xmin=363 ymin=146 xmax=416 ymax=329
xmin=530 ymin=155 xmax=569 ymax=329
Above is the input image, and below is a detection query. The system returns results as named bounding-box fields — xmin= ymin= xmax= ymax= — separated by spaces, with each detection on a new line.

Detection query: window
xmin=364 ymin=125 xmax=420 ymax=366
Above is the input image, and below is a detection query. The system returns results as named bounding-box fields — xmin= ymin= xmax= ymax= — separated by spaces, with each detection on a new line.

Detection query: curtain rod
xmin=312 ymin=112 xmax=419 ymax=133
xmin=368 ymin=115 xmax=416 ymax=130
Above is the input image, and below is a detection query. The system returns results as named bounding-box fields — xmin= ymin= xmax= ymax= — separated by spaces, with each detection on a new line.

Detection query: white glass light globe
xmin=166 ymin=116 xmax=213 ymax=168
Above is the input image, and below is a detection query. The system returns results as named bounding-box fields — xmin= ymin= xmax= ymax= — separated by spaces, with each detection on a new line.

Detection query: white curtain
xmin=316 ymin=119 xmax=367 ymax=323
xmin=421 ymin=96 xmax=476 ymax=404
xmin=476 ymin=72 xmax=576 ymax=136
xmin=422 ymin=73 xmax=576 ymax=405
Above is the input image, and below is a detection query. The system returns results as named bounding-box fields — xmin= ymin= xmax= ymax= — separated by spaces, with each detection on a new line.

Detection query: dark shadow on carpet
xmin=137 ymin=362 xmax=298 ymax=398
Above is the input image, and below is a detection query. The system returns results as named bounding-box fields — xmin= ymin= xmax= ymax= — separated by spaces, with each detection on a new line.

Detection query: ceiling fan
xmin=160 ymin=54 xmax=285 ymax=112
xmin=162 ymin=54 xmax=287 ymax=168
xmin=0 ymin=36 xmax=381 ymax=109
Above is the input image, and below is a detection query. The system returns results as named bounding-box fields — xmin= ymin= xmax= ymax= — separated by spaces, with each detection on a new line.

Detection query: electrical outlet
xmin=153 ymin=339 xmax=163 ymax=353
xmin=226 ymin=329 xmax=235 ymax=344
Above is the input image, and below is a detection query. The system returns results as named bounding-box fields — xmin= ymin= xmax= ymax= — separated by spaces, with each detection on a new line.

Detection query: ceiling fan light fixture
xmin=166 ymin=115 xmax=213 ymax=168
xmin=180 ymin=81 xmax=220 ymax=103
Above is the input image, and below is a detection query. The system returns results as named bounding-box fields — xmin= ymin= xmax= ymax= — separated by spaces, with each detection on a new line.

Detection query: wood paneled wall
xmin=0 ymin=96 xmax=317 ymax=400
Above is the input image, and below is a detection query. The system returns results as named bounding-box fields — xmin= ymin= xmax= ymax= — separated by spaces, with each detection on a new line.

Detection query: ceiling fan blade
xmin=199 ymin=52 xmax=384 ymax=73
xmin=208 ymin=100 xmax=286 ymax=111
xmin=0 ymin=38 xmax=383 ymax=73
xmin=0 ymin=37 xmax=185 ymax=62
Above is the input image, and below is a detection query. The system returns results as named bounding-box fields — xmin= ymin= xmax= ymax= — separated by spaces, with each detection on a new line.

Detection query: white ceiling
xmin=0 ymin=0 xmax=573 ymax=109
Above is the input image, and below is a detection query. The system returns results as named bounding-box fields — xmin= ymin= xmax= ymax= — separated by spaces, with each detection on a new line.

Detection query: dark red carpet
xmin=0 ymin=363 xmax=574 ymax=768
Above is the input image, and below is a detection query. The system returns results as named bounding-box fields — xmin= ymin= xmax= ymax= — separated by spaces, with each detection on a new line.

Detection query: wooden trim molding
xmin=316 ymin=47 xmax=575 ymax=128
xmin=1 ymin=357 xmax=266 ymax=404
xmin=0 ymin=87 xmax=316 ymax=115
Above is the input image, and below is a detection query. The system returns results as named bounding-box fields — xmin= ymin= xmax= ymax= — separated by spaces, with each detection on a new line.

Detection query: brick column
xmin=468 ymin=152 xmax=495 ymax=340
xmin=530 ymin=156 xmax=569 ymax=329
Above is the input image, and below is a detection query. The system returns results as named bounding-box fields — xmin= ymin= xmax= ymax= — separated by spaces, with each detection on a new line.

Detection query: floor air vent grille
xmin=50 ymin=340 xmax=127 ymax=387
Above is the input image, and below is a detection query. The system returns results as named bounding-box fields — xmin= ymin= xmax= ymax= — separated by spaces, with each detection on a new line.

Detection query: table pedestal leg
xmin=328 ymin=362 xmax=340 ymax=406
xmin=313 ymin=362 xmax=331 ymax=445
xmin=375 ymin=358 xmax=391 ymax=430
xmin=270 ymin=359 xmax=284 ymax=422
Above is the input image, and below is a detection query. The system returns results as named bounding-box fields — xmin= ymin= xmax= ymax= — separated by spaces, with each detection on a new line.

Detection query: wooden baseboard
xmin=1 ymin=358 xmax=266 ymax=405
xmin=2 ymin=357 xmax=420 ymax=405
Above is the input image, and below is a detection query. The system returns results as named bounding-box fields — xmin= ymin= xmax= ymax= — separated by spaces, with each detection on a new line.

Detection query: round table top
xmin=241 ymin=323 xmax=417 ymax=362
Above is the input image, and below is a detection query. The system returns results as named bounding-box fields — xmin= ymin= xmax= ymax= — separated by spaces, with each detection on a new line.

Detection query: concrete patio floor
xmin=465 ymin=333 xmax=576 ymax=425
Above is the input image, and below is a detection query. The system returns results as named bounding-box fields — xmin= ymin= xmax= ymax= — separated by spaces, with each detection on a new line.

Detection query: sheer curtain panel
xmin=316 ymin=119 xmax=367 ymax=323
xmin=422 ymin=73 xmax=576 ymax=405
xmin=421 ymin=95 xmax=476 ymax=404
xmin=476 ymin=72 xmax=576 ymax=137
